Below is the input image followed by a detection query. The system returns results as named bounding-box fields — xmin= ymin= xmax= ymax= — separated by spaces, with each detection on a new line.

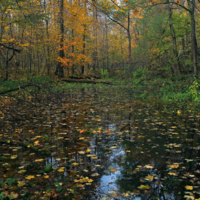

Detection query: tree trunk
xmin=188 ymin=0 xmax=197 ymax=76
xmin=105 ymin=16 xmax=109 ymax=70
xmin=167 ymin=2 xmax=181 ymax=75
xmin=55 ymin=0 xmax=64 ymax=78
xmin=5 ymin=51 xmax=9 ymax=81
xmin=127 ymin=10 xmax=132 ymax=69
xmin=72 ymin=29 xmax=75 ymax=74
xmin=81 ymin=25 xmax=86 ymax=75
xmin=81 ymin=1 xmax=87 ymax=75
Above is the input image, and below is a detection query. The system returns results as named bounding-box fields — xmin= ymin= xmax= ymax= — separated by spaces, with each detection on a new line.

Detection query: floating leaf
xmin=185 ymin=185 xmax=193 ymax=190
xmin=144 ymin=165 xmax=154 ymax=169
xmin=18 ymin=170 xmax=26 ymax=174
xmin=25 ymin=175 xmax=35 ymax=180
xmin=138 ymin=185 xmax=150 ymax=190
xmin=35 ymin=159 xmax=44 ymax=162
xmin=145 ymin=175 xmax=153 ymax=181
xmin=72 ymin=162 xmax=79 ymax=166
xmin=34 ymin=140 xmax=40 ymax=146
xmin=169 ymin=163 xmax=179 ymax=169
xmin=10 ymin=155 xmax=17 ymax=159
xmin=58 ymin=167 xmax=65 ymax=172
xmin=110 ymin=168 xmax=119 ymax=172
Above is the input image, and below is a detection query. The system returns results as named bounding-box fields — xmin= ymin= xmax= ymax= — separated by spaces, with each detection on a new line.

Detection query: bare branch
xmin=0 ymin=43 xmax=22 ymax=53
xmin=90 ymin=1 xmax=128 ymax=30
xmin=147 ymin=1 xmax=191 ymax=13
xmin=110 ymin=0 xmax=127 ymax=18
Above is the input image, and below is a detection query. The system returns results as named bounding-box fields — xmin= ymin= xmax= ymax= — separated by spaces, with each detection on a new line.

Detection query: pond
xmin=0 ymin=85 xmax=200 ymax=200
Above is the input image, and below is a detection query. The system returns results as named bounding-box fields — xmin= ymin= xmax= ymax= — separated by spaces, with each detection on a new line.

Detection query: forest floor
xmin=1 ymin=74 xmax=200 ymax=199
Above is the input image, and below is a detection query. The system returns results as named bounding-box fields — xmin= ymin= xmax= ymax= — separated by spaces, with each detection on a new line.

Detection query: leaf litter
xmin=1 ymin=86 xmax=200 ymax=199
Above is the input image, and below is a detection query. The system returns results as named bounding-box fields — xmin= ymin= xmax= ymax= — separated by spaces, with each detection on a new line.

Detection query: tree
xmin=55 ymin=0 xmax=64 ymax=78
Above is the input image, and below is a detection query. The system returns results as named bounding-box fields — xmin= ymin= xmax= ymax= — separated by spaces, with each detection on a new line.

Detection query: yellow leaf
xmin=18 ymin=170 xmax=26 ymax=174
xmin=35 ymin=159 xmax=44 ymax=162
xmin=11 ymin=155 xmax=17 ymax=159
xmin=177 ymin=110 xmax=181 ymax=115
xmin=185 ymin=185 xmax=193 ymax=190
xmin=169 ymin=163 xmax=179 ymax=168
xmin=168 ymin=172 xmax=177 ymax=176
xmin=138 ymin=185 xmax=150 ymax=190
xmin=72 ymin=162 xmax=79 ymax=166
xmin=58 ymin=167 xmax=65 ymax=172
xmin=86 ymin=148 xmax=91 ymax=153
xmin=17 ymin=181 xmax=25 ymax=187
xmin=34 ymin=140 xmax=40 ymax=146
xmin=144 ymin=164 xmax=154 ymax=169
xmin=25 ymin=175 xmax=35 ymax=180
xmin=77 ymin=184 xmax=84 ymax=187
xmin=145 ymin=174 xmax=154 ymax=181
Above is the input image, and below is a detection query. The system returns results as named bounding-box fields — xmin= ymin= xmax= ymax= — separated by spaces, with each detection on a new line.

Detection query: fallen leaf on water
xmin=110 ymin=168 xmax=119 ymax=172
xmin=168 ymin=172 xmax=177 ymax=176
xmin=144 ymin=165 xmax=154 ymax=169
xmin=34 ymin=140 xmax=40 ymax=146
xmin=78 ymin=151 xmax=85 ymax=154
xmin=169 ymin=163 xmax=179 ymax=168
xmin=25 ymin=175 xmax=35 ymax=180
xmin=185 ymin=185 xmax=193 ymax=190
xmin=18 ymin=170 xmax=26 ymax=174
xmin=91 ymin=173 xmax=99 ymax=177
xmin=77 ymin=184 xmax=84 ymax=188
xmin=72 ymin=162 xmax=79 ymax=166
xmin=58 ymin=167 xmax=65 ymax=172
xmin=86 ymin=148 xmax=91 ymax=153
xmin=10 ymin=155 xmax=17 ymax=159
xmin=138 ymin=185 xmax=150 ymax=190
xmin=145 ymin=174 xmax=153 ymax=181
xmin=35 ymin=159 xmax=44 ymax=162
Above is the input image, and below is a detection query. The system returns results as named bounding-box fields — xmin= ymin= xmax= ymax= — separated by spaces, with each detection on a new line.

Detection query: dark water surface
xmin=1 ymin=85 xmax=200 ymax=200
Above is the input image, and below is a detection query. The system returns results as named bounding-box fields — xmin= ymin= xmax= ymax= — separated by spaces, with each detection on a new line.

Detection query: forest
xmin=1 ymin=0 xmax=200 ymax=199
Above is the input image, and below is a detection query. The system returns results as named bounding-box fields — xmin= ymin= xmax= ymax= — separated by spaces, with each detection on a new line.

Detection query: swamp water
xmin=0 ymin=85 xmax=200 ymax=200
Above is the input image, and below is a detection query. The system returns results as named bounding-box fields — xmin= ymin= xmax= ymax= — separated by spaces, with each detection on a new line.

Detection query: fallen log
xmin=0 ymin=84 xmax=41 ymax=95
xmin=69 ymin=75 xmax=102 ymax=79
xmin=62 ymin=79 xmax=115 ymax=85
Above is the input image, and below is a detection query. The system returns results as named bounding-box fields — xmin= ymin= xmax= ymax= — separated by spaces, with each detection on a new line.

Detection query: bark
xmin=81 ymin=25 xmax=86 ymax=75
xmin=44 ymin=0 xmax=50 ymax=75
xmin=62 ymin=79 xmax=114 ymax=85
xmin=72 ymin=29 xmax=75 ymax=74
xmin=55 ymin=0 xmax=64 ymax=78
xmin=167 ymin=2 xmax=181 ymax=75
xmin=127 ymin=10 xmax=132 ymax=68
xmin=105 ymin=16 xmax=109 ymax=70
xmin=188 ymin=0 xmax=197 ymax=76
xmin=92 ymin=0 xmax=98 ymax=71
xmin=81 ymin=1 xmax=87 ymax=75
